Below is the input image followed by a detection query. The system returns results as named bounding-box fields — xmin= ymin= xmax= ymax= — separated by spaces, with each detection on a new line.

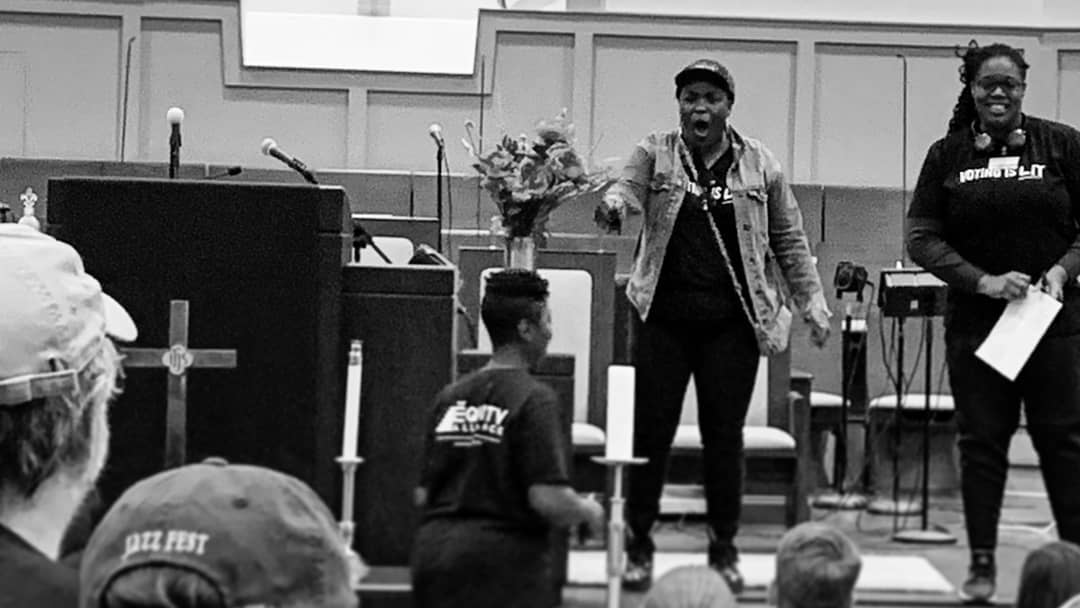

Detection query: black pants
xmin=626 ymin=316 xmax=760 ymax=559
xmin=947 ymin=328 xmax=1080 ymax=550
xmin=411 ymin=518 xmax=553 ymax=608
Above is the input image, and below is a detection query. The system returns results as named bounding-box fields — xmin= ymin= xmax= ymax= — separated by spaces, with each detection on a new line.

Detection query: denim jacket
xmin=607 ymin=127 xmax=827 ymax=354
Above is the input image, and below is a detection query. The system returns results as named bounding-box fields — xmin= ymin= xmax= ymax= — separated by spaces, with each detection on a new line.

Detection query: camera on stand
xmin=834 ymin=261 xmax=869 ymax=301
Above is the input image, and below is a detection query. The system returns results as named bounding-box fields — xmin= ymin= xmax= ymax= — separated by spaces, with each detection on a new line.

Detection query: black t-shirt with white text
xmin=908 ymin=115 xmax=1080 ymax=334
xmin=651 ymin=147 xmax=751 ymax=320
xmin=418 ymin=368 xmax=570 ymax=537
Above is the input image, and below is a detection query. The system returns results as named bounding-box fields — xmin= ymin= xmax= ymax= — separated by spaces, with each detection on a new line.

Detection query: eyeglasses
xmin=974 ymin=76 xmax=1025 ymax=93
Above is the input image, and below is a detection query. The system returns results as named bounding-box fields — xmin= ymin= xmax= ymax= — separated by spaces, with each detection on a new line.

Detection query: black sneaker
xmin=708 ymin=544 xmax=744 ymax=594
xmin=958 ymin=550 xmax=996 ymax=605
xmin=712 ymin=562 xmax=745 ymax=594
xmin=622 ymin=553 xmax=653 ymax=591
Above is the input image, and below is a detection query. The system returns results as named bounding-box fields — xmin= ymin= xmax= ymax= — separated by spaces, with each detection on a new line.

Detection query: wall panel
xmin=365 ymin=90 xmax=488 ymax=175
xmin=139 ymin=19 xmax=348 ymax=169
xmin=1059 ymin=51 xmax=1080 ymax=128
xmin=0 ymin=52 xmax=27 ymax=158
xmin=815 ymin=44 xmax=976 ymax=188
xmin=489 ymin=32 xmax=574 ymax=140
xmin=0 ymin=13 xmax=120 ymax=159
xmin=593 ymin=36 xmax=796 ymax=171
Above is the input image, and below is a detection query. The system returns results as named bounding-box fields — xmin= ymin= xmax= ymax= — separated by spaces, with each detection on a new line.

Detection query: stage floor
xmin=561 ymin=463 xmax=1053 ymax=607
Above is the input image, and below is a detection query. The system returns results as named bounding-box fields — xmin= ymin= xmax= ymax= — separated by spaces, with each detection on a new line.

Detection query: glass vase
xmin=504 ymin=235 xmax=537 ymax=270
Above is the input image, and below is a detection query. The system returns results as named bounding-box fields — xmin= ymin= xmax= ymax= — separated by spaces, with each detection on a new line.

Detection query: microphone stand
xmin=867 ymin=316 xmax=920 ymax=519
xmin=169 ymin=128 xmax=180 ymax=179
xmin=812 ymin=295 xmax=869 ymax=510
xmin=352 ymin=219 xmax=392 ymax=265
xmin=435 ymin=143 xmax=445 ymax=253
xmin=892 ymin=317 xmax=956 ymax=544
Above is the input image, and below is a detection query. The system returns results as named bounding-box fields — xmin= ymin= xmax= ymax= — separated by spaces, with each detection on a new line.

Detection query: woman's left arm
xmin=763 ymin=152 xmax=829 ymax=317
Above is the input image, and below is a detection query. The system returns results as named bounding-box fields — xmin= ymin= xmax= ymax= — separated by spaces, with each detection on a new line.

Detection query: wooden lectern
xmin=47 ymin=177 xmax=352 ymax=506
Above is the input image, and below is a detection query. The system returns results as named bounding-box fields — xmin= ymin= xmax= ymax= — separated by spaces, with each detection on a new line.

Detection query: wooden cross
xmin=19 ymin=187 xmax=37 ymax=214
xmin=120 ymin=300 xmax=238 ymax=468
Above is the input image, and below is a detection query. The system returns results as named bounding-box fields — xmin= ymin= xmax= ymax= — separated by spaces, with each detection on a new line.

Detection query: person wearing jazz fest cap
xmin=79 ymin=459 xmax=358 ymax=608
xmin=0 ymin=223 xmax=136 ymax=608
xmin=595 ymin=59 xmax=831 ymax=592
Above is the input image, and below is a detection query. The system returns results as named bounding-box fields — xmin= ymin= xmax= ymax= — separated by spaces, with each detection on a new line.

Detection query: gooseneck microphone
xmin=167 ymin=107 xmax=184 ymax=179
xmin=208 ymin=166 xmax=242 ymax=180
xmin=261 ymin=138 xmax=318 ymax=185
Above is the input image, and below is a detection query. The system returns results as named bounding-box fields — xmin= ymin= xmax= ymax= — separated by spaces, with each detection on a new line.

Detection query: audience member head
xmin=641 ymin=565 xmax=736 ymax=608
xmin=948 ymin=40 xmax=1030 ymax=137
xmin=673 ymin=58 xmax=735 ymax=152
xmin=480 ymin=269 xmax=552 ymax=362
xmin=1016 ymin=541 xmax=1080 ymax=608
xmin=771 ymin=522 xmax=861 ymax=608
xmin=0 ymin=224 xmax=134 ymax=558
xmin=80 ymin=459 xmax=357 ymax=608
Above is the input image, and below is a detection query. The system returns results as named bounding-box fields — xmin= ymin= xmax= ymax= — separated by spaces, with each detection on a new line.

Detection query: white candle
xmin=342 ymin=340 xmax=364 ymax=460
xmin=605 ymin=365 xmax=635 ymax=460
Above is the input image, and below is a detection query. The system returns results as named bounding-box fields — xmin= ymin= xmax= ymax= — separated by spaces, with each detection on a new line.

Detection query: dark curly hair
xmin=947 ymin=40 xmax=1029 ymax=135
xmin=481 ymin=269 xmax=550 ymax=348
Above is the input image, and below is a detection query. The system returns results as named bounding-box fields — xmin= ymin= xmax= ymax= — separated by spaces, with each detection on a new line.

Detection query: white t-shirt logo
xmin=434 ymin=401 xmax=510 ymax=446
xmin=959 ymin=161 xmax=1045 ymax=184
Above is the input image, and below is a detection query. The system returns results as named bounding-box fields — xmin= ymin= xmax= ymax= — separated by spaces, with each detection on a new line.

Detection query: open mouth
xmin=985 ymin=102 xmax=1010 ymax=116
xmin=691 ymin=119 xmax=711 ymax=137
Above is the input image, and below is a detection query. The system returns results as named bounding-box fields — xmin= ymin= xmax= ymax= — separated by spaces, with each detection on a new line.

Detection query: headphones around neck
xmin=972 ymin=120 xmax=1026 ymax=154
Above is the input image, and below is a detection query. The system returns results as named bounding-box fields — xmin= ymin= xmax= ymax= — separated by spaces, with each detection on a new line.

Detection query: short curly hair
xmin=480 ymin=269 xmax=550 ymax=348
xmin=0 ymin=340 xmax=122 ymax=499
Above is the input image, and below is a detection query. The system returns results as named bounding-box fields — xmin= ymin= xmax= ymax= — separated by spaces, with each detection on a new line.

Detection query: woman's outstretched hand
xmin=594 ymin=195 xmax=623 ymax=234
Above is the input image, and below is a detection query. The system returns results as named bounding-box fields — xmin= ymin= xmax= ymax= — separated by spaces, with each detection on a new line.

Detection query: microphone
xmin=167 ymin=107 xmax=184 ymax=179
xmin=208 ymin=166 xmax=242 ymax=180
xmin=428 ymin=123 xmax=445 ymax=148
xmin=261 ymin=138 xmax=318 ymax=184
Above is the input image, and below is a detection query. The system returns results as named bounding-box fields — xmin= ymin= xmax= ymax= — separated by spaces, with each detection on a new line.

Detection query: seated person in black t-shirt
xmin=0 ymin=225 xmax=136 ymax=608
xmin=411 ymin=269 xmax=605 ymax=608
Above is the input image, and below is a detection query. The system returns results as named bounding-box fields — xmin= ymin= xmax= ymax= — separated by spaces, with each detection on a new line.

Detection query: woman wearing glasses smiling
xmin=908 ymin=41 xmax=1080 ymax=604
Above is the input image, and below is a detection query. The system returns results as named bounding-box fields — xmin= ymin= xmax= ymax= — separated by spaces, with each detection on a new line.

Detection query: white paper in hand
xmin=975 ymin=288 xmax=1062 ymax=381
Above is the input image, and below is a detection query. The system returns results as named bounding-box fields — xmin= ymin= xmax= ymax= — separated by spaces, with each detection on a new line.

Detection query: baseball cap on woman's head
xmin=80 ymin=459 xmax=358 ymax=608
xmin=675 ymin=58 xmax=736 ymax=100
xmin=0 ymin=224 xmax=136 ymax=406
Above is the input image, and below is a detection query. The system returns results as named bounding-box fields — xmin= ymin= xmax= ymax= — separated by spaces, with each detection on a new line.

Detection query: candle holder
xmin=591 ymin=455 xmax=648 ymax=608
xmin=336 ymin=455 xmax=369 ymax=587
xmin=336 ymin=455 xmax=366 ymax=547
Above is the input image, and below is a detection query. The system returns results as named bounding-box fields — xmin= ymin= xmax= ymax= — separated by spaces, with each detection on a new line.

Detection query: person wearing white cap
xmin=0 ymin=224 xmax=137 ymax=608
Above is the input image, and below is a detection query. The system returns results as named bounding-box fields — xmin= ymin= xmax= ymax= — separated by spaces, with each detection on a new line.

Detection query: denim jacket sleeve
xmin=762 ymin=147 xmax=827 ymax=316
xmin=605 ymin=134 xmax=657 ymax=218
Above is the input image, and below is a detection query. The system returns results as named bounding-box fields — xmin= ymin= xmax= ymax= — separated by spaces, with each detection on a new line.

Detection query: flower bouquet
xmin=467 ymin=110 xmax=611 ymax=264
